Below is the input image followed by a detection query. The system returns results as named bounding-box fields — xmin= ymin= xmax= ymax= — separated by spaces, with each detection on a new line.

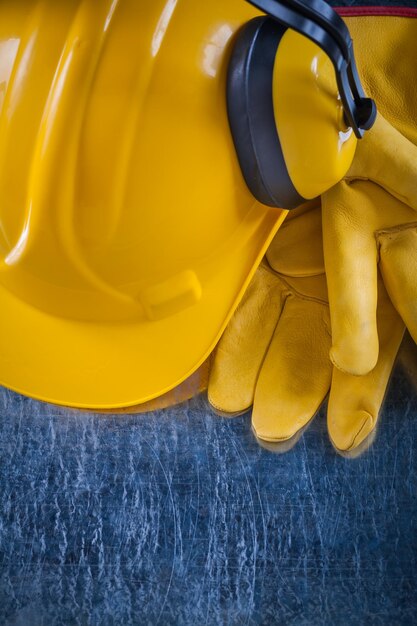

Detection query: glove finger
xmin=267 ymin=200 xmax=324 ymax=277
xmin=208 ymin=265 xmax=284 ymax=415
xmin=347 ymin=114 xmax=417 ymax=212
xmin=328 ymin=280 xmax=405 ymax=452
xmin=322 ymin=182 xmax=379 ymax=375
xmin=252 ymin=295 xmax=332 ymax=442
xmin=378 ymin=223 xmax=417 ymax=344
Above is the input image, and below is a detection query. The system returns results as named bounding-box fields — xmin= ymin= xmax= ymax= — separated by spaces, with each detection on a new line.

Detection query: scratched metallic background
xmin=1 ymin=334 xmax=417 ymax=626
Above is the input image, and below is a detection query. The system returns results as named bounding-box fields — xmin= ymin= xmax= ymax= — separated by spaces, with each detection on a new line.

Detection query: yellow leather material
xmin=208 ymin=201 xmax=404 ymax=451
xmin=346 ymin=114 xmax=417 ymax=210
xmin=323 ymin=16 xmax=417 ymax=376
xmin=328 ymin=287 xmax=404 ymax=451
xmin=344 ymin=16 xmax=417 ymax=145
xmin=323 ymin=177 xmax=417 ymax=377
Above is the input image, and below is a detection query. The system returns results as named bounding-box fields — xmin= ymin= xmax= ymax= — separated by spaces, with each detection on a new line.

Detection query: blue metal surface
xmin=1 ymin=337 xmax=417 ymax=625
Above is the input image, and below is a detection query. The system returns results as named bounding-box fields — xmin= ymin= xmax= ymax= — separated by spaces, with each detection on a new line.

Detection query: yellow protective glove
xmin=208 ymin=201 xmax=405 ymax=452
xmin=325 ymin=14 xmax=417 ymax=376
xmin=321 ymin=115 xmax=417 ymax=377
xmin=209 ymin=15 xmax=417 ymax=451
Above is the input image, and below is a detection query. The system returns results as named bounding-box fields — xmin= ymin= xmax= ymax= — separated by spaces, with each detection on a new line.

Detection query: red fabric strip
xmin=335 ymin=6 xmax=417 ymax=17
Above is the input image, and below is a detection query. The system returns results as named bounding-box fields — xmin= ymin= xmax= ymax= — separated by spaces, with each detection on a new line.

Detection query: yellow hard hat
xmin=0 ymin=0 xmax=286 ymax=408
xmin=0 ymin=0 xmax=373 ymax=409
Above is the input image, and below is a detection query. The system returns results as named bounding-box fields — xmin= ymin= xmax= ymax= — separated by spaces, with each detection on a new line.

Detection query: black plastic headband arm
xmin=247 ymin=0 xmax=351 ymax=59
xmin=245 ymin=0 xmax=376 ymax=136
xmin=276 ymin=0 xmax=352 ymax=58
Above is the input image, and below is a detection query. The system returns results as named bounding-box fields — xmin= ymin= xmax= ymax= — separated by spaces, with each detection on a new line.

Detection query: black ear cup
xmin=227 ymin=17 xmax=306 ymax=209
xmin=227 ymin=0 xmax=376 ymax=210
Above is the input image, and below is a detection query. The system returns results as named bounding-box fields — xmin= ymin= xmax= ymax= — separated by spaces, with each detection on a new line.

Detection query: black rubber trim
xmin=248 ymin=0 xmax=353 ymax=58
xmin=227 ymin=17 xmax=306 ymax=209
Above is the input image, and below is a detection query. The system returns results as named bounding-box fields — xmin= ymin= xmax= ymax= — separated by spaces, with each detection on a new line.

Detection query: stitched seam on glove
xmin=375 ymin=220 xmax=417 ymax=237
xmin=262 ymin=259 xmax=329 ymax=307
xmin=267 ymin=271 xmax=329 ymax=308
xmin=344 ymin=411 xmax=374 ymax=452
xmin=345 ymin=176 xmax=411 ymax=207
xmin=329 ymin=354 xmax=366 ymax=376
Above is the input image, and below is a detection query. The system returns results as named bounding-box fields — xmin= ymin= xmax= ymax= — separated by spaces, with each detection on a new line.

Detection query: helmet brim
xmin=0 ymin=208 xmax=285 ymax=408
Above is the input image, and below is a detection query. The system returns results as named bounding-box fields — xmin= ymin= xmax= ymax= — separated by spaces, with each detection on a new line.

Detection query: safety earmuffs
xmin=228 ymin=0 xmax=377 ymax=208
